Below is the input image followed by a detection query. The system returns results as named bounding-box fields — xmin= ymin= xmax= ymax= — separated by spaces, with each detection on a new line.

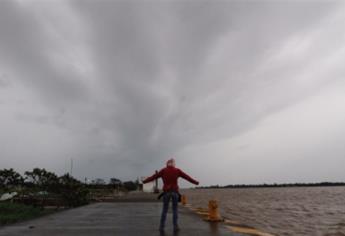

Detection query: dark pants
xmin=160 ymin=191 xmax=179 ymax=230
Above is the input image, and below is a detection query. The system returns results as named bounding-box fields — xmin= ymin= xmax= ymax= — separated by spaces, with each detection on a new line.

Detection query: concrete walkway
xmin=0 ymin=202 xmax=239 ymax=236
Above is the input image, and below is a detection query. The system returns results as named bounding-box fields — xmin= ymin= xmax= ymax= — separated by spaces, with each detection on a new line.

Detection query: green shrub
xmin=0 ymin=202 xmax=43 ymax=225
xmin=57 ymin=174 xmax=89 ymax=207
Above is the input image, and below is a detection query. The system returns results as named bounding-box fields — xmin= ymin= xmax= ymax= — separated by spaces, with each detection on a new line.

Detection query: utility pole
xmin=70 ymin=158 xmax=73 ymax=176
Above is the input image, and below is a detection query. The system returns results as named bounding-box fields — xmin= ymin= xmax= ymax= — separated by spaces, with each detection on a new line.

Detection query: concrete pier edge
xmin=0 ymin=193 xmax=275 ymax=236
xmin=182 ymin=202 xmax=275 ymax=236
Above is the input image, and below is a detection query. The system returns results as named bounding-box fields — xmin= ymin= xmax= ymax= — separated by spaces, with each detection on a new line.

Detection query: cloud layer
xmin=1 ymin=0 xmax=344 ymax=185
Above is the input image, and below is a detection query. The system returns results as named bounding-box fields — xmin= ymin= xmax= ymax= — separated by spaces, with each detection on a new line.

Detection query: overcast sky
xmin=1 ymin=0 xmax=345 ymax=186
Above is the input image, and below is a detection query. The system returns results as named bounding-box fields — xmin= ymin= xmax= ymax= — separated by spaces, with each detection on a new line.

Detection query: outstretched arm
xmin=178 ymin=169 xmax=199 ymax=185
xmin=143 ymin=169 xmax=163 ymax=184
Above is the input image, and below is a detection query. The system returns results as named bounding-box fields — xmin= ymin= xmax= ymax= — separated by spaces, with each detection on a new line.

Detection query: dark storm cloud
xmin=0 ymin=1 xmax=87 ymax=105
xmin=0 ymin=74 xmax=10 ymax=88
xmin=63 ymin=1 xmax=238 ymax=168
xmin=0 ymin=0 xmax=344 ymax=184
xmin=72 ymin=1 xmax=338 ymax=149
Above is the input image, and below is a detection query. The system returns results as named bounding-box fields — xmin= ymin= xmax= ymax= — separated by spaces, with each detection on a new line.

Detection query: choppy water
xmin=181 ymin=187 xmax=345 ymax=236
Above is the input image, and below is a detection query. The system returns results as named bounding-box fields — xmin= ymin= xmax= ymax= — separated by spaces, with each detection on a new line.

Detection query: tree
xmin=92 ymin=178 xmax=106 ymax=185
xmin=109 ymin=178 xmax=121 ymax=185
xmin=123 ymin=181 xmax=138 ymax=191
xmin=0 ymin=168 xmax=24 ymax=189
xmin=24 ymin=168 xmax=59 ymax=192
xmin=58 ymin=173 xmax=89 ymax=207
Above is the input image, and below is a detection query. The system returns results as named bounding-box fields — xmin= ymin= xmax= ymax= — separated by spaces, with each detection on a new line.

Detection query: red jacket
xmin=143 ymin=166 xmax=198 ymax=192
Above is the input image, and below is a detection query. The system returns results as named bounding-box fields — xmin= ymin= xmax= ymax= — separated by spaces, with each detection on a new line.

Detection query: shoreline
xmin=197 ymin=182 xmax=345 ymax=189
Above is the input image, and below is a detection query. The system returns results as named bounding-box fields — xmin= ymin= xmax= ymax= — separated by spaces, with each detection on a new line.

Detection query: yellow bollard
xmin=207 ymin=200 xmax=222 ymax=222
xmin=181 ymin=195 xmax=187 ymax=205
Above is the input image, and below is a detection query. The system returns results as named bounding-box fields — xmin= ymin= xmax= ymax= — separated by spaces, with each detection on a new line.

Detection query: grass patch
xmin=0 ymin=202 xmax=56 ymax=226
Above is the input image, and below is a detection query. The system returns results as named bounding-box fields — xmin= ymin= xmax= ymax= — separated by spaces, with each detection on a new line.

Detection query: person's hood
xmin=166 ymin=158 xmax=175 ymax=167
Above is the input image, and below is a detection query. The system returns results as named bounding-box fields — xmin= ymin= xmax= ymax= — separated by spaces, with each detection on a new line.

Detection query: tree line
xmin=197 ymin=182 xmax=345 ymax=189
xmin=0 ymin=168 xmax=140 ymax=207
xmin=0 ymin=168 xmax=89 ymax=207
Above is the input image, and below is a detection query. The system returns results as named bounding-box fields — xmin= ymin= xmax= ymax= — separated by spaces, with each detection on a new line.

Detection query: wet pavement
xmin=0 ymin=202 xmax=239 ymax=236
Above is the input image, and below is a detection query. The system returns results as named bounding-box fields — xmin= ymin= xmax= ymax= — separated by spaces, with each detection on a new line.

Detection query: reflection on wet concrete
xmin=0 ymin=202 xmax=233 ymax=236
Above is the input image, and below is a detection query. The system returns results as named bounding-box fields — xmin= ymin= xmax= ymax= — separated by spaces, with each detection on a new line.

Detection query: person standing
xmin=143 ymin=158 xmax=199 ymax=232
